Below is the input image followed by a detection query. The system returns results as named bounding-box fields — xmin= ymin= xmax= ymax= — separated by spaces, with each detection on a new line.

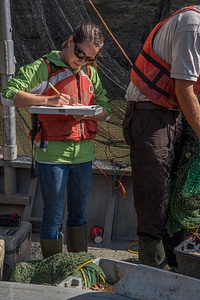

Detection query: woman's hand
xmin=14 ymin=91 xmax=71 ymax=107
xmin=47 ymin=93 xmax=71 ymax=107
xmin=72 ymin=115 xmax=86 ymax=121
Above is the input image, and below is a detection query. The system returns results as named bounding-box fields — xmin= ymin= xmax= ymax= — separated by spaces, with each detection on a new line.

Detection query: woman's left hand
xmin=73 ymin=115 xmax=86 ymax=121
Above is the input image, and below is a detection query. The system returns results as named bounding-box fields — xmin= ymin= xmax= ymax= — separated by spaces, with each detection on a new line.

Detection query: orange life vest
xmin=130 ymin=5 xmax=200 ymax=109
xmin=31 ymin=61 xmax=98 ymax=143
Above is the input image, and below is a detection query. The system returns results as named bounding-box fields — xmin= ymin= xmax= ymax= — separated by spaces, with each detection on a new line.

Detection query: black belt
xmin=127 ymin=101 xmax=179 ymax=111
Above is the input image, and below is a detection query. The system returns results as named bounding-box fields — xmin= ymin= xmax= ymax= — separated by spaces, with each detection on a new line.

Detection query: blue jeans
xmin=35 ymin=161 xmax=92 ymax=239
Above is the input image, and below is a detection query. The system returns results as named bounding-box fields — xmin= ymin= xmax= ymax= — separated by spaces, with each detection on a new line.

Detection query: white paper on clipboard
xmin=28 ymin=105 xmax=103 ymax=116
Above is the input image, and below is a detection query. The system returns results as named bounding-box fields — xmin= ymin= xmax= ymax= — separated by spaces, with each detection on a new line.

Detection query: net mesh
xmin=166 ymin=117 xmax=200 ymax=237
xmin=1 ymin=1 xmax=199 ymax=231
xmin=10 ymin=252 xmax=106 ymax=288
xmin=0 ymin=0 xmax=130 ymax=169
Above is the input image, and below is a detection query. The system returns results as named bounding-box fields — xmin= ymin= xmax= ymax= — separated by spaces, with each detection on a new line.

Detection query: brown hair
xmin=74 ymin=22 xmax=104 ymax=48
xmin=61 ymin=22 xmax=104 ymax=62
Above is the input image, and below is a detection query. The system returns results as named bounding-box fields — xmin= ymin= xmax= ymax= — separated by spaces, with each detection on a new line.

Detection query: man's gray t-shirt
xmin=126 ymin=6 xmax=200 ymax=101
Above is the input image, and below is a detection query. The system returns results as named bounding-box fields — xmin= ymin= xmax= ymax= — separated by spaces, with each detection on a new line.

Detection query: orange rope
xmin=92 ymin=163 xmax=127 ymax=198
xmin=88 ymin=0 xmax=133 ymax=67
xmin=117 ymin=179 xmax=127 ymax=198
xmin=189 ymin=227 xmax=200 ymax=240
xmin=92 ymin=163 xmax=137 ymax=228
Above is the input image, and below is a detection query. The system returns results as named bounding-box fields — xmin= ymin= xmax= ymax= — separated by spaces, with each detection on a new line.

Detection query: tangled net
xmin=166 ymin=116 xmax=200 ymax=236
xmin=0 ymin=0 xmax=131 ymax=169
xmin=10 ymin=252 xmax=106 ymax=289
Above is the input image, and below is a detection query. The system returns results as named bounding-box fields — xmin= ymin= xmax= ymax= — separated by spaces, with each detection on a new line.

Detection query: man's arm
xmin=175 ymin=79 xmax=200 ymax=139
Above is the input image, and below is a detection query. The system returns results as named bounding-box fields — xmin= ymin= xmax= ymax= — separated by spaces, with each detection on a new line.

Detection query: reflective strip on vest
xmin=31 ymin=63 xmax=98 ymax=142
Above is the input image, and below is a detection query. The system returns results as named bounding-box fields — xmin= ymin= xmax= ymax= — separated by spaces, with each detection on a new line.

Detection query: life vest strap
xmin=133 ymin=64 xmax=170 ymax=98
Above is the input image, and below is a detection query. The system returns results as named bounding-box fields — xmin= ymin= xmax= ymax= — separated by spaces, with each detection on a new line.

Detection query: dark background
xmin=83 ymin=0 xmax=200 ymax=71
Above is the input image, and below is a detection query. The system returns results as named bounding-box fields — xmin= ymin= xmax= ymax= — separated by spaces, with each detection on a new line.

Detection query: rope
xmin=74 ymin=259 xmax=106 ymax=289
xmin=127 ymin=241 xmax=139 ymax=256
xmin=92 ymin=162 xmax=137 ymax=229
xmin=74 ymin=259 xmax=94 ymax=273
xmin=92 ymin=162 xmax=127 ymax=198
xmin=88 ymin=0 xmax=133 ymax=67
xmin=80 ymin=268 xmax=88 ymax=288
xmin=190 ymin=230 xmax=200 ymax=241
xmin=184 ymin=224 xmax=200 ymax=231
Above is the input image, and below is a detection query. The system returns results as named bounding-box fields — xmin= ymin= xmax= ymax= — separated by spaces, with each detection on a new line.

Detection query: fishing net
xmin=166 ymin=117 xmax=200 ymax=237
xmin=0 ymin=1 xmax=190 ymax=168
xmin=10 ymin=252 xmax=106 ymax=289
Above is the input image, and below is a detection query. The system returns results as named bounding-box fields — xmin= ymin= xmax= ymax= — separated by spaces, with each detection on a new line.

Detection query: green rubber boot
xmin=40 ymin=232 xmax=63 ymax=258
xmin=66 ymin=224 xmax=87 ymax=252
xmin=139 ymin=239 xmax=168 ymax=268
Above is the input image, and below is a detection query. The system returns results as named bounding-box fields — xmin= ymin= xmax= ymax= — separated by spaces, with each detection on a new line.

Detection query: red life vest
xmin=130 ymin=5 xmax=200 ymax=109
xmin=31 ymin=61 xmax=98 ymax=143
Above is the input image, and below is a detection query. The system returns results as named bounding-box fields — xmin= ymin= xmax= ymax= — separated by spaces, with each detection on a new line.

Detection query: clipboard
xmin=28 ymin=105 xmax=103 ymax=115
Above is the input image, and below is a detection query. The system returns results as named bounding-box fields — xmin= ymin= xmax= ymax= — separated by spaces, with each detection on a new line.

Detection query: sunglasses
xmin=73 ymin=38 xmax=98 ymax=62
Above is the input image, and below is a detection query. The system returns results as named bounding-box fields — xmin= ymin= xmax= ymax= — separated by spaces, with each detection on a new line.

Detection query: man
xmin=123 ymin=5 xmax=200 ymax=269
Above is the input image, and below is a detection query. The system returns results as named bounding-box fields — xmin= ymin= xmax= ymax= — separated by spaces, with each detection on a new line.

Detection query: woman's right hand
xmin=14 ymin=91 xmax=71 ymax=107
xmin=47 ymin=93 xmax=71 ymax=107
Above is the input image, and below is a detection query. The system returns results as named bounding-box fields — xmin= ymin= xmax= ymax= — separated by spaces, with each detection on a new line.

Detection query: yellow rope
xmin=79 ymin=268 xmax=88 ymax=288
xmin=184 ymin=224 xmax=200 ymax=231
xmin=127 ymin=241 xmax=139 ymax=255
xmin=74 ymin=259 xmax=94 ymax=273
xmin=74 ymin=259 xmax=106 ymax=289
xmin=99 ymin=273 xmax=106 ymax=283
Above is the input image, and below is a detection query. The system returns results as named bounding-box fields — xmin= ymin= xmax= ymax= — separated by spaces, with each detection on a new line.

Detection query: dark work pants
xmin=123 ymin=104 xmax=180 ymax=242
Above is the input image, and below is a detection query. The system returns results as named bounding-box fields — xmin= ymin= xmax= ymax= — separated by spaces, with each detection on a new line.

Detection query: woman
xmin=2 ymin=22 xmax=110 ymax=258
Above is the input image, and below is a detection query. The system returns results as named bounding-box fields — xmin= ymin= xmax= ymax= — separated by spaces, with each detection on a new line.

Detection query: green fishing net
xmin=10 ymin=252 xmax=106 ymax=289
xmin=166 ymin=121 xmax=200 ymax=237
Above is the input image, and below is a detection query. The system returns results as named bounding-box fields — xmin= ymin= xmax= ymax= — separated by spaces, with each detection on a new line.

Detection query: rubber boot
xmin=40 ymin=232 xmax=63 ymax=258
xmin=0 ymin=235 xmax=5 ymax=280
xmin=138 ymin=239 xmax=169 ymax=269
xmin=66 ymin=224 xmax=87 ymax=252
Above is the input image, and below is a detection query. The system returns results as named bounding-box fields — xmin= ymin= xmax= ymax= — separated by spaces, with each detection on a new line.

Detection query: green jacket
xmin=2 ymin=51 xmax=110 ymax=163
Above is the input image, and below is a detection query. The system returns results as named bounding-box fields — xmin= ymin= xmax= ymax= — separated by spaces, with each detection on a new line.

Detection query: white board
xmin=28 ymin=105 xmax=103 ymax=116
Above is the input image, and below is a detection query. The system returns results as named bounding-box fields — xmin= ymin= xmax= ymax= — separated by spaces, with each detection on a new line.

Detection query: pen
xmin=49 ymin=82 xmax=60 ymax=94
